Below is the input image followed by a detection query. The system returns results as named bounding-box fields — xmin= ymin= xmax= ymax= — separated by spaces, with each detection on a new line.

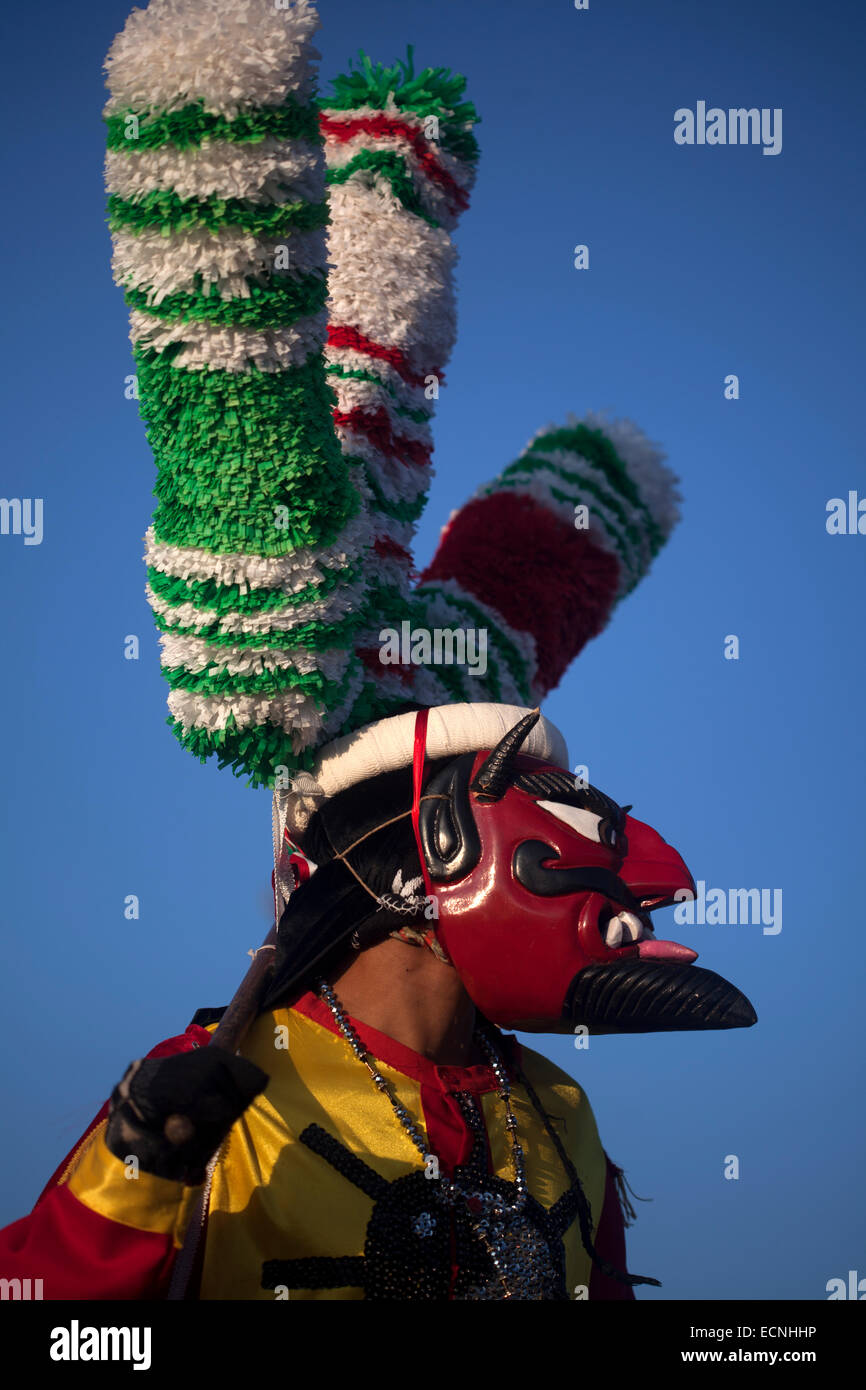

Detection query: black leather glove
xmin=105 ymin=1046 xmax=268 ymax=1184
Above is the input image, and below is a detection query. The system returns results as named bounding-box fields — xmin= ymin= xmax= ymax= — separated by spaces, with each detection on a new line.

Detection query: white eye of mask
xmin=537 ymin=800 xmax=604 ymax=844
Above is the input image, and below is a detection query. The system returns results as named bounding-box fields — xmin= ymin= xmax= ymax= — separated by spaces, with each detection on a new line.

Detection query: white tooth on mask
xmin=620 ymin=912 xmax=643 ymax=943
xmin=604 ymin=916 xmax=624 ymax=948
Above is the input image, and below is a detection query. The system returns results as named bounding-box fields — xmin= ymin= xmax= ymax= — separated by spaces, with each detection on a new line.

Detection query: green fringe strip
xmin=336 ymin=684 xmax=402 ymax=746
xmin=368 ymin=588 xmax=471 ymax=704
xmin=487 ymin=459 xmax=641 ymax=575
xmin=105 ymin=98 xmax=320 ymax=152
xmin=524 ymin=425 xmax=665 ymax=555
xmin=136 ymin=348 xmax=358 ymax=557
xmin=147 ymin=561 xmax=356 ymax=618
xmin=368 ymin=587 xmax=528 ymax=707
xmin=348 ymin=456 xmax=428 ymax=523
xmin=124 ymin=270 xmax=327 ymax=329
xmin=108 ymin=190 xmax=328 ymax=237
xmin=322 ymin=47 xmax=480 ymax=166
xmin=414 ymin=585 xmax=531 ymax=704
xmin=152 ymin=607 xmax=363 ymax=653
xmin=326 ymin=151 xmax=440 ymax=227
xmin=326 ymin=366 xmax=432 ymax=422
xmin=167 ymin=712 xmax=320 ymax=788
xmin=161 ymin=659 xmax=348 ymax=701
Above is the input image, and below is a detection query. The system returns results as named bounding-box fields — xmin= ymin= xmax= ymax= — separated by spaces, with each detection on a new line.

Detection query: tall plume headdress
xmin=103 ymin=0 xmax=681 ymax=920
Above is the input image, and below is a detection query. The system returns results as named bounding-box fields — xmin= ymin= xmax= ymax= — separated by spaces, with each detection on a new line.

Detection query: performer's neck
xmin=326 ymin=936 xmax=482 ymax=1068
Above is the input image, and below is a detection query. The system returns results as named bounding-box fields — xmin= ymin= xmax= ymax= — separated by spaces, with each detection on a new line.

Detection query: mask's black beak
xmin=564 ymin=959 xmax=758 ymax=1034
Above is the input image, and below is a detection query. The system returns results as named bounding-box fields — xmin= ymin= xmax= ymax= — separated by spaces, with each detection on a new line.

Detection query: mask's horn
xmin=470 ymin=709 xmax=541 ymax=801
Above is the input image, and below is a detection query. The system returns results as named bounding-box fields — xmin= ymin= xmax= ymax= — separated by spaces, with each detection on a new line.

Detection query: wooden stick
xmin=166 ymin=923 xmax=278 ymax=1301
xmin=207 ymin=925 xmax=278 ymax=1054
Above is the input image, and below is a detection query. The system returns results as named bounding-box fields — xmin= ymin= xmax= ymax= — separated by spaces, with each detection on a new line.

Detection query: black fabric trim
xmin=514 ymin=1058 xmax=660 ymax=1288
xmin=547 ymin=1185 xmax=580 ymax=1239
xmin=189 ymin=1006 xmax=228 ymax=1028
xmin=261 ymin=1256 xmax=366 ymax=1291
xmin=299 ymin=1123 xmax=390 ymax=1202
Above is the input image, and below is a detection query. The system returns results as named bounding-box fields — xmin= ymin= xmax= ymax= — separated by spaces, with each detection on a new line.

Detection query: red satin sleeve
xmin=0 ymin=1025 xmax=211 ymax=1301
xmin=589 ymin=1156 xmax=637 ymax=1301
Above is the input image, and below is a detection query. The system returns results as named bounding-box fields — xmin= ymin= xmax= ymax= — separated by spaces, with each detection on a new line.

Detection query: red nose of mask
xmin=619 ymin=814 xmax=696 ymax=911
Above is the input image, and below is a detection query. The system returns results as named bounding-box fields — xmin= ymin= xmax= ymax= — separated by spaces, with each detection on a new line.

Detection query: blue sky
xmin=0 ymin=0 xmax=863 ymax=1299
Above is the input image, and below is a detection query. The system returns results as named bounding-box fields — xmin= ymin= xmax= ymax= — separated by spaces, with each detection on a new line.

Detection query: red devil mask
xmin=416 ymin=711 xmax=757 ymax=1034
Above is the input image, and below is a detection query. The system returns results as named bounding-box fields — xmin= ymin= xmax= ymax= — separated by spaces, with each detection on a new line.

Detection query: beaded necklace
xmin=317 ymin=978 xmax=559 ymax=1299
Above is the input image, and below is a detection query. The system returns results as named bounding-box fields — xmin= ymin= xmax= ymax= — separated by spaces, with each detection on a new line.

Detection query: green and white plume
xmin=104 ymin=0 xmax=679 ymax=789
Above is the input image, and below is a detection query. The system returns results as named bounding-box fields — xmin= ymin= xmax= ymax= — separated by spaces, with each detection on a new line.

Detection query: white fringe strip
xmin=330 ymin=374 xmax=433 ymax=445
xmin=316 ymin=661 xmax=368 ymax=742
xmin=127 ymin=308 xmax=327 ymax=371
xmin=325 ymin=181 xmax=458 ymax=374
xmin=363 ymin=553 xmax=412 ymax=597
xmin=323 ymin=102 xmax=476 ymax=195
xmin=325 ymin=346 xmax=431 ymax=415
xmin=168 ymin=684 xmax=330 ymax=751
xmin=366 ymin=516 xmax=415 ymax=554
xmin=333 ymin=425 xmax=431 ymax=506
xmin=352 ymin=659 xmax=454 ymax=715
xmin=158 ymin=631 xmax=352 ymax=681
xmin=147 ymin=577 xmax=366 ymax=637
xmin=105 ymin=137 xmax=323 ymax=206
xmin=144 ymin=512 xmax=370 ymax=593
xmin=581 ymin=410 xmax=681 ymax=537
xmin=524 ymin=412 xmax=681 ymax=540
xmin=413 ymin=578 xmax=539 ymax=703
xmin=104 ymin=0 xmax=322 ymax=120
xmin=166 ymin=658 xmax=368 ymax=756
xmin=323 ymin=130 xmax=466 ymax=230
xmin=111 ymin=226 xmax=328 ymax=306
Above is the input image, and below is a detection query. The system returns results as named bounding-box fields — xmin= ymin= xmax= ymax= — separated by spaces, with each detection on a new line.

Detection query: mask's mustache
xmin=564 ymin=960 xmax=758 ymax=1034
xmin=512 ymin=841 xmax=642 ymax=912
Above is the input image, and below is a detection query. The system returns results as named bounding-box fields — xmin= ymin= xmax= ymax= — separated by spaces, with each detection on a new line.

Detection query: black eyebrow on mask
xmin=513 ymin=842 xmax=641 ymax=910
xmin=513 ymin=769 xmax=626 ymax=825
